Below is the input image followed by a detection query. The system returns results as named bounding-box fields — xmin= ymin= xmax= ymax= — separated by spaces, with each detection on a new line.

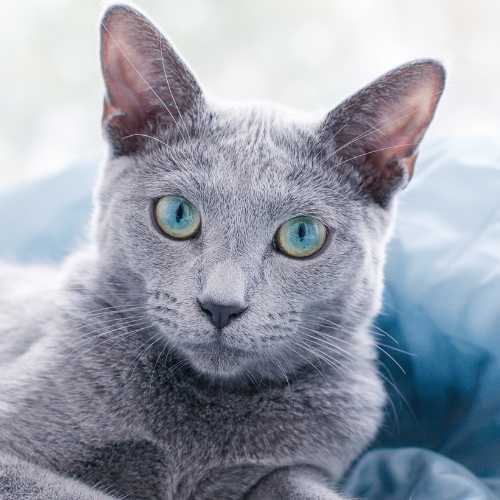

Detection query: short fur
xmin=0 ymin=4 xmax=445 ymax=499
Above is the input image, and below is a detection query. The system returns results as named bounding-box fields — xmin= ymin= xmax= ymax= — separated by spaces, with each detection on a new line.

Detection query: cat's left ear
xmin=100 ymin=5 xmax=203 ymax=154
xmin=319 ymin=60 xmax=445 ymax=207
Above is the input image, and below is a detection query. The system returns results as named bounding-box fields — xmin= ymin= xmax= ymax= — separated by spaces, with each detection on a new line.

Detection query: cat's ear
xmin=100 ymin=5 xmax=203 ymax=154
xmin=320 ymin=60 xmax=445 ymax=207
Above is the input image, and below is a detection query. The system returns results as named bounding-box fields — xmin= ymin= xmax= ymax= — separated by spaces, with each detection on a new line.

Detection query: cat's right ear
xmin=100 ymin=5 xmax=203 ymax=155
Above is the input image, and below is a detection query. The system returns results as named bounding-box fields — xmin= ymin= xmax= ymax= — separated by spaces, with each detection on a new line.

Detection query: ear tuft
xmin=100 ymin=5 xmax=203 ymax=155
xmin=320 ymin=60 xmax=445 ymax=207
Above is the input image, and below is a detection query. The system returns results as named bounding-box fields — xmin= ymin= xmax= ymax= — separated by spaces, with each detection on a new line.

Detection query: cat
xmin=0 ymin=3 xmax=445 ymax=499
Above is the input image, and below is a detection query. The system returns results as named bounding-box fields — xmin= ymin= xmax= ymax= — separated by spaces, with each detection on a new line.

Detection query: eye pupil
xmin=176 ymin=203 xmax=184 ymax=223
xmin=298 ymin=222 xmax=306 ymax=240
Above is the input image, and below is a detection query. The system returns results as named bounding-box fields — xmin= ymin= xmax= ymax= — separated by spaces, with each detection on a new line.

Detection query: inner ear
xmin=320 ymin=60 xmax=445 ymax=207
xmin=366 ymin=83 xmax=441 ymax=177
xmin=100 ymin=5 xmax=203 ymax=154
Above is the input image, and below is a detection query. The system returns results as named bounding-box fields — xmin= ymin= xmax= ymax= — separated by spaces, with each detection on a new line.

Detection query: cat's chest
xmin=33 ymin=354 xmax=379 ymax=500
xmin=146 ymin=373 xmax=349 ymax=498
xmin=64 ymin=382 xmax=340 ymax=500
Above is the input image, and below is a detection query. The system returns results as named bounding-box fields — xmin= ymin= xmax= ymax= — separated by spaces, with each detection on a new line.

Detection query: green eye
xmin=155 ymin=196 xmax=201 ymax=239
xmin=275 ymin=216 xmax=327 ymax=258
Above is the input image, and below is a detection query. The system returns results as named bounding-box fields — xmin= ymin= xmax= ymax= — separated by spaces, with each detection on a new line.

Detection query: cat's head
xmin=91 ymin=4 xmax=444 ymax=380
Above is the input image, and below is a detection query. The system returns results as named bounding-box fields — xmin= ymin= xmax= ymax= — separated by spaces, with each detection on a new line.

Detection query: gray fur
xmin=0 ymin=4 xmax=445 ymax=499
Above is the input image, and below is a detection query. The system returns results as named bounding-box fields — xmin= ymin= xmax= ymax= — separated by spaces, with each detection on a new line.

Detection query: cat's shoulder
xmin=0 ymin=261 xmax=62 ymax=365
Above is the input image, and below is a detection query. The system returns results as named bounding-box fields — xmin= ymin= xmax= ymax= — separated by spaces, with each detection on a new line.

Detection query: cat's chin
xmin=180 ymin=342 xmax=254 ymax=379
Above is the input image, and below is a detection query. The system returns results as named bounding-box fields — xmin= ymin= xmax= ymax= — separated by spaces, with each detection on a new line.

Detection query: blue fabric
xmin=348 ymin=137 xmax=500 ymax=498
xmin=344 ymin=448 xmax=499 ymax=499
xmin=1 ymin=138 xmax=499 ymax=498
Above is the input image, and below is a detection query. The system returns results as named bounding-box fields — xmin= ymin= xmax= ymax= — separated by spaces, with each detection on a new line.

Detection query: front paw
xmin=244 ymin=466 xmax=345 ymax=500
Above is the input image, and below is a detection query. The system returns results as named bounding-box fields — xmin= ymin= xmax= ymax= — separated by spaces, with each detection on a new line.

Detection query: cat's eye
xmin=274 ymin=216 xmax=327 ymax=258
xmin=155 ymin=196 xmax=201 ymax=239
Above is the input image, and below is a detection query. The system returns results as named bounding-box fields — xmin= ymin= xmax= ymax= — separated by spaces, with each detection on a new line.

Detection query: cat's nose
xmin=199 ymin=301 xmax=246 ymax=329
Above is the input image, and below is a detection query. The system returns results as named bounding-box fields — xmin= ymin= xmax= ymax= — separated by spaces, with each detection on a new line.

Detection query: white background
xmin=0 ymin=0 xmax=499 ymax=188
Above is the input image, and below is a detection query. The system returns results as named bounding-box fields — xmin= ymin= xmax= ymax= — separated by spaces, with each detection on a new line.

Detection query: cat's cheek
xmin=146 ymin=228 xmax=203 ymax=269
xmin=266 ymin=237 xmax=341 ymax=294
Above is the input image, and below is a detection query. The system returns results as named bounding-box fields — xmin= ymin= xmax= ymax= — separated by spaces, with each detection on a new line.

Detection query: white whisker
xmin=121 ymin=134 xmax=175 ymax=152
xmin=158 ymin=34 xmax=190 ymax=139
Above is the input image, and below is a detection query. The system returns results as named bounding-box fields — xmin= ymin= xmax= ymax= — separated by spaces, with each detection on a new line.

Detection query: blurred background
xmin=0 ymin=0 xmax=499 ymax=188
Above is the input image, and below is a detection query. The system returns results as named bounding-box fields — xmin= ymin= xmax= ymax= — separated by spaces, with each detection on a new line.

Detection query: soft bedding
xmin=346 ymin=137 xmax=500 ymax=499
xmin=1 ymin=137 xmax=499 ymax=499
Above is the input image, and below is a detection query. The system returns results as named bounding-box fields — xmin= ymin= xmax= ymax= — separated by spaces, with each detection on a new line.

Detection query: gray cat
xmin=0 ymin=4 xmax=445 ymax=499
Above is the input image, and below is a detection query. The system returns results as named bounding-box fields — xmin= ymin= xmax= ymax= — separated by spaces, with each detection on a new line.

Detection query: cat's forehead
xmin=142 ymin=103 xmax=338 ymax=219
xmin=165 ymin=104 xmax=325 ymax=185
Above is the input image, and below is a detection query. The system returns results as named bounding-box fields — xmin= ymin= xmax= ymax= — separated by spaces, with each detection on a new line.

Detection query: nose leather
xmin=199 ymin=301 xmax=245 ymax=329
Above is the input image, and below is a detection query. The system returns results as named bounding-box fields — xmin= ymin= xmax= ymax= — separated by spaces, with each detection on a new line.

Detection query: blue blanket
xmin=1 ymin=137 xmax=499 ymax=498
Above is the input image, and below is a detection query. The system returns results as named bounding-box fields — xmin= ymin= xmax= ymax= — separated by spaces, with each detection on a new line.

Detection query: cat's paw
xmin=244 ymin=466 xmax=346 ymax=500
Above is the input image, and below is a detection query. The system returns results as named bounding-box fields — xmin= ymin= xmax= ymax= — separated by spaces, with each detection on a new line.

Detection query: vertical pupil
xmin=298 ymin=222 xmax=306 ymax=241
xmin=176 ymin=203 xmax=184 ymax=223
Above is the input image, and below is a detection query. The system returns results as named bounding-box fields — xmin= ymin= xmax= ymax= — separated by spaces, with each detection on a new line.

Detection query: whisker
xmin=121 ymin=134 xmax=175 ymax=152
xmin=377 ymin=360 xmax=416 ymax=426
xmin=300 ymin=312 xmax=400 ymax=345
xmin=158 ymin=34 xmax=190 ymax=139
xmin=68 ymin=313 xmax=151 ymax=345
xmin=149 ymin=340 xmax=173 ymax=392
xmin=269 ymin=352 xmax=292 ymax=413
xmin=297 ymin=334 xmax=364 ymax=370
xmin=301 ymin=325 xmax=407 ymax=374
xmin=333 ymin=143 xmax=419 ymax=170
xmin=295 ymin=341 xmax=349 ymax=380
xmin=307 ymin=123 xmax=347 ymax=160
xmin=127 ymin=333 xmax=166 ymax=381
xmin=376 ymin=343 xmax=416 ymax=356
xmin=373 ymin=344 xmax=406 ymax=374
xmin=57 ymin=321 xmax=155 ymax=374
xmin=99 ymin=323 xmax=155 ymax=357
xmin=287 ymin=344 xmax=327 ymax=381
xmin=65 ymin=316 xmax=153 ymax=359
xmin=299 ymin=325 xmax=358 ymax=348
